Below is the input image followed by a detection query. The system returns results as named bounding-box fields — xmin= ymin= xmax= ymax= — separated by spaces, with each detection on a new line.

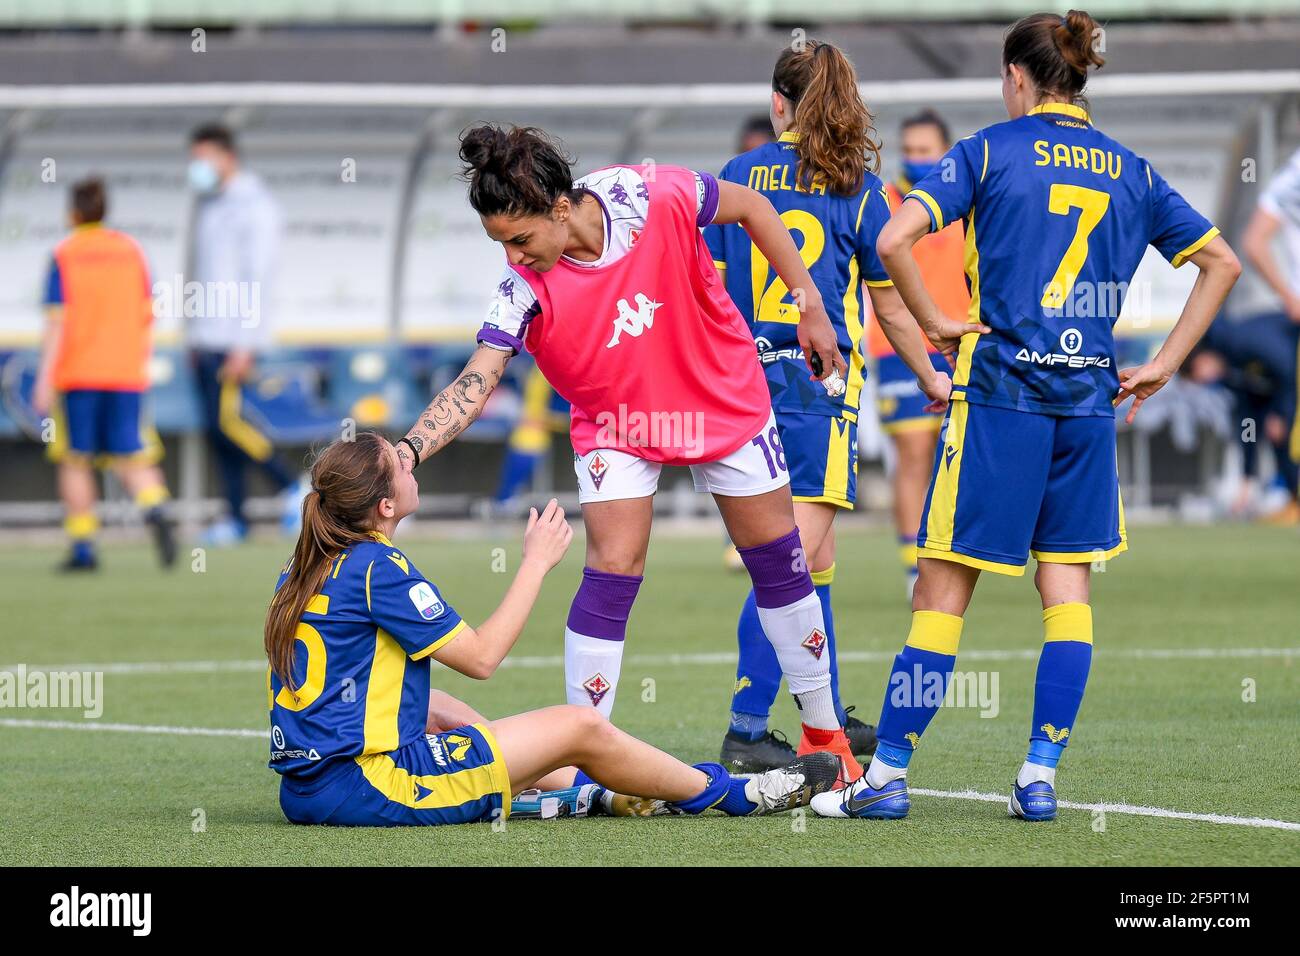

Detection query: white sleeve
xmin=1260 ymin=151 xmax=1300 ymax=227
xmin=476 ymin=266 xmax=541 ymax=354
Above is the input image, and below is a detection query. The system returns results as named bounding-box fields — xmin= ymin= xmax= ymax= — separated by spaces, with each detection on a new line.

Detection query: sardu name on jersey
xmin=1033 ymin=140 xmax=1123 ymax=180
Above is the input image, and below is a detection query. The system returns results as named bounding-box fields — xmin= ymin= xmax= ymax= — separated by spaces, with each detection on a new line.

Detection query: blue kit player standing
xmin=812 ymin=9 xmax=1241 ymax=821
xmin=704 ymin=40 xmax=959 ymax=776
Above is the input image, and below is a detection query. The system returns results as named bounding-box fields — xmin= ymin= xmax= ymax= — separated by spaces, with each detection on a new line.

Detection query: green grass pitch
xmin=1 ymin=523 xmax=1297 ymax=866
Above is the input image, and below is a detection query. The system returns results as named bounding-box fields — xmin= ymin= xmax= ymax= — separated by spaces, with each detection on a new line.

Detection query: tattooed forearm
xmin=402 ymin=344 xmax=510 ymax=469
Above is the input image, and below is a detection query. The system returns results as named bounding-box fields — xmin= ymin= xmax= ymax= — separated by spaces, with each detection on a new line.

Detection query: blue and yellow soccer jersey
xmin=703 ymin=131 xmax=894 ymax=419
xmin=267 ymin=532 xmax=465 ymax=781
xmin=907 ymin=103 xmax=1219 ymax=417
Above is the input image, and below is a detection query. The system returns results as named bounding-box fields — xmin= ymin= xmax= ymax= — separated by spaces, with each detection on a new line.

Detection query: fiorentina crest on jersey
xmin=587 ymin=452 xmax=609 ymax=489
xmin=802 ymin=627 xmax=827 ymax=660
xmin=583 ymin=672 xmax=611 ymax=706
xmin=606 ymin=292 xmax=662 ymax=348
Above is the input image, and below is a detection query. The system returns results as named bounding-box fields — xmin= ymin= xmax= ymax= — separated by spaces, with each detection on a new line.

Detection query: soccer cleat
xmin=1009 ymin=779 xmax=1058 ymax=821
xmin=720 ymin=728 xmax=797 ymax=773
xmin=145 ymin=509 xmax=178 ymax=569
xmin=810 ymin=772 xmax=910 ymax=820
xmin=510 ymin=784 xmax=607 ymax=820
xmin=56 ymin=551 xmax=98 ymax=573
xmin=841 ymin=706 xmax=878 ymax=758
xmin=797 ymin=726 xmax=863 ymax=787
xmin=741 ymin=752 xmax=840 ymax=815
xmin=605 ymin=792 xmax=677 ymax=817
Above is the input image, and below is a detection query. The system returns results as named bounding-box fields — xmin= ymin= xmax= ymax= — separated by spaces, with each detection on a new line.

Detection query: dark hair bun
xmin=1054 ymin=9 xmax=1106 ymax=74
xmin=459 ymin=124 xmax=576 ymax=218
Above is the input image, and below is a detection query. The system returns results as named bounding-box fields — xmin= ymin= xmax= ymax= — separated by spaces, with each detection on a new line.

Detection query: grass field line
xmin=4 ymin=645 xmax=1298 ymax=676
xmin=4 ymin=716 xmax=1297 ymax=832
xmin=910 ymin=788 xmax=1300 ymax=832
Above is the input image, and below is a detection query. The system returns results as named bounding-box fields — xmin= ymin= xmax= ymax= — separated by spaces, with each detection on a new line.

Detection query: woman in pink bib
xmin=399 ymin=124 xmax=859 ymax=774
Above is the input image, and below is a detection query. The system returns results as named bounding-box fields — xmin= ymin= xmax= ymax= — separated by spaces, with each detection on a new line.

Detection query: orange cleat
xmin=797 ymin=724 xmax=863 ymax=787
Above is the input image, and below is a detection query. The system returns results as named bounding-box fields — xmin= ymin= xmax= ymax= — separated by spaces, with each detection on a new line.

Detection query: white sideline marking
xmin=0 ymin=717 xmax=267 ymax=739
xmin=4 ymin=645 xmax=1297 ymax=676
xmin=4 ymin=717 xmax=1297 ymax=832
xmin=911 ymin=788 xmax=1300 ymax=832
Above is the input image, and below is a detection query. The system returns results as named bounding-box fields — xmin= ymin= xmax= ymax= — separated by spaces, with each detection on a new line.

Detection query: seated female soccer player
xmin=265 ymin=432 xmax=835 ymax=826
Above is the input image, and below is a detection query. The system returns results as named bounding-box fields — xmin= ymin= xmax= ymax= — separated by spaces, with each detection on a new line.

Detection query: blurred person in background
xmin=33 ymin=176 xmax=176 ymax=572
xmin=186 ymin=123 xmax=302 ymax=545
xmin=737 ymin=114 xmax=777 ymax=154
xmin=491 ymin=364 xmax=569 ymax=510
xmin=869 ymin=109 xmax=970 ymax=598
xmin=1241 ymin=144 xmax=1300 ymax=515
xmin=1184 ymin=311 xmax=1299 ymax=522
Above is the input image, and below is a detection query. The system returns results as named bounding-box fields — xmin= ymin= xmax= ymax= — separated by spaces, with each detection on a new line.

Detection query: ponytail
xmin=264 ymin=433 xmax=395 ymax=692
xmin=1004 ymin=9 xmax=1105 ymax=104
xmin=772 ymin=39 xmax=880 ymax=197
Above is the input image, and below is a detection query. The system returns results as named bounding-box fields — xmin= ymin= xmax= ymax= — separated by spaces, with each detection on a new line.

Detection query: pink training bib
xmin=515 ymin=165 xmax=771 ymax=466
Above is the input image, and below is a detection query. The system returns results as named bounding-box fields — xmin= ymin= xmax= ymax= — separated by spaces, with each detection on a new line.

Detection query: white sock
xmin=564 ymin=628 xmax=624 ymax=719
xmin=756 ymin=591 xmax=838 ymax=730
xmin=1017 ymin=761 xmax=1056 ymax=788
xmin=866 ymin=755 xmax=907 ymax=790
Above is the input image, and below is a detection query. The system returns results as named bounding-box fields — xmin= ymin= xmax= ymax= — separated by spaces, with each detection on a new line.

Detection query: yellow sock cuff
xmin=65 ymin=512 xmax=99 ymax=540
xmin=899 ymin=542 xmax=919 ymax=569
xmin=810 ymin=563 xmax=836 ymax=587
xmin=134 ymin=485 xmax=169 ymax=510
xmin=1043 ymin=602 xmax=1093 ymax=644
xmin=905 ymin=610 xmax=963 ymax=656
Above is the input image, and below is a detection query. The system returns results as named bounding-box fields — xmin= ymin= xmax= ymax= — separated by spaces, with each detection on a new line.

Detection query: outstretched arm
xmin=399 ymin=344 xmax=512 ymax=471
xmin=714 ymin=180 xmax=845 ymax=381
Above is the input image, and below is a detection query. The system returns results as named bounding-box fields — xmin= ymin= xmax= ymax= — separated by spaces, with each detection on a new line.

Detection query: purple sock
xmin=737 ymin=528 xmax=814 ymax=609
xmin=566 ymin=567 xmax=643 ymax=641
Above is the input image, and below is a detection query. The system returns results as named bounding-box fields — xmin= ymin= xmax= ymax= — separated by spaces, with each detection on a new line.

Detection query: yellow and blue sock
xmin=1019 ymin=603 xmax=1093 ymax=787
xmin=899 ymin=534 xmax=919 ymax=594
xmin=867 ymin=610 xmax=963 ymax=788
xmin=135 ymin=484 xmax=169 ymax=519
xmin=728 ymin=563 xmax=846 ymax=739
xmin=65 ymin=512 xmax=99 ymax=564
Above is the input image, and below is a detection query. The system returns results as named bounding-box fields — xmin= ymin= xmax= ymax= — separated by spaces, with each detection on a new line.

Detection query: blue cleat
xmin=1009 ymin=779 xmax=1057 ymax=821
xmin=810 ymin=773 xmax=910 ymax=819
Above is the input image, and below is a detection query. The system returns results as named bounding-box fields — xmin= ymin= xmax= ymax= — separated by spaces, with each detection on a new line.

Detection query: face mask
xmin=187 ymin=158 xmax=220 ymax=193
xmin=901 ymin=159 xmax=939 ymax=185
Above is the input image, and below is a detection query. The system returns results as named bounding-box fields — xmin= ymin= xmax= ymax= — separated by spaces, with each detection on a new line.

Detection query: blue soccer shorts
xmin=278 ymin=723 xmax=511 ymax=827
xmin=778 ymin=410 xmax=858 ymax=509
xmin=875 ymin=352 xmax=949 ymax=435
xmin=917 ymin=400 xmax=1127 ymax=576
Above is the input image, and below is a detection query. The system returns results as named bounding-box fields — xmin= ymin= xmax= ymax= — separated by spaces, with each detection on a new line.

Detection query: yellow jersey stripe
xmin=1170 ymin=226 xmax=1220 ymax=268
xmin=907 ymin=189 xmax=944 ymax=232
xmin=1027 ymin=102 xmax=1092 ymax=124
xmin=410 ymin=619 xmax=468 ymax=661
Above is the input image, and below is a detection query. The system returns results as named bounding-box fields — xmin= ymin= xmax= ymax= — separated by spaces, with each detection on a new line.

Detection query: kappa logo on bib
xmin=408 ymin=581 xmax=444 ymax=620
xmin=606 ymin=292 xmax=662 ymax=348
